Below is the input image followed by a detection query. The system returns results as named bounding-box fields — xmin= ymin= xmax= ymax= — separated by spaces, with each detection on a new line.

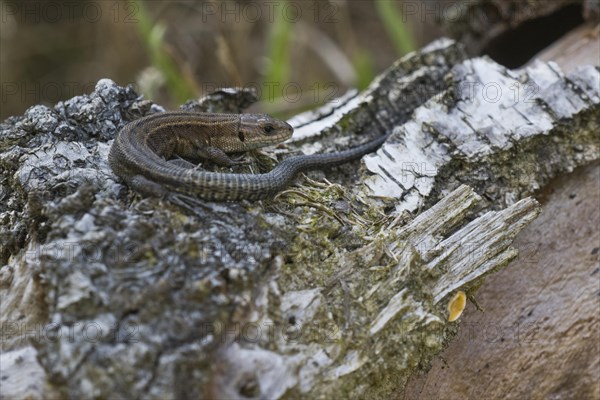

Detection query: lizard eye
xmin=263 ymin=125 xmax=275 ymax=134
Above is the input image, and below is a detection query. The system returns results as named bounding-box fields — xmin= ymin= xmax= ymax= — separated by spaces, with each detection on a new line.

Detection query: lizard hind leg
xmin=129 ymin=175 xmax=212 ymax=217
xmin=167 ymin=193 xmax=237 ymax=221
xmin=168 ymin=157 xmax=198 ymax=169
xmin=129 ymin=175 xmax=171 ymax=198
xmin=167 ymin=193 xmax=212 ymax=217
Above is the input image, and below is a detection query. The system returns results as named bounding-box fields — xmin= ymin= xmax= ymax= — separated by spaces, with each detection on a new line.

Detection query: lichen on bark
xmin=0 ymin=38 xmax=598 ymax=399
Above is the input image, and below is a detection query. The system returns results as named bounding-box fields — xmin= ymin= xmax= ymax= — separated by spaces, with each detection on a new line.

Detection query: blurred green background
xmin=0 ymin=0 xmax=587 ymax=120
xmin=0 ymin=0 xmax=445 ymax=120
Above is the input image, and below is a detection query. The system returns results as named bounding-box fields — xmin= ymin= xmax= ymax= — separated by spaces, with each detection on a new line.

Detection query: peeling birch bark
xmin=0 ymin=38 xmax=597 ymax=399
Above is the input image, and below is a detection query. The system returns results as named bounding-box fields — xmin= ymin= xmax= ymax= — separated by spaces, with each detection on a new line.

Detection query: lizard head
xmin=236 ymin=114 xmax=294 ymax=150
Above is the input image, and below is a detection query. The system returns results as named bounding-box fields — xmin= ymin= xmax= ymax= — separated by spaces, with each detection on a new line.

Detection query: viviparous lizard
xmin=108 ymin=111 xmax=388 ymax=201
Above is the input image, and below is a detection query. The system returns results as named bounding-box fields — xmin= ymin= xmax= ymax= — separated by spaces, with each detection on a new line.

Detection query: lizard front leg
xmin=195 ymin=145 xmax=243 ymax=167
xmin=174 ymin=140 xmax=245 ymax=167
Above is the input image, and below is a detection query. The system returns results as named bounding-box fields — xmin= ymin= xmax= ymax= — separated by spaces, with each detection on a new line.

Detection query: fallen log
xmin=0 ymin=38 xmax=597 ymax=399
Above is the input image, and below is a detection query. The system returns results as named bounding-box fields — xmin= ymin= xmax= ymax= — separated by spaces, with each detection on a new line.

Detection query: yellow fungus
xmin=447 ymin=290 xmax=466 ymax=322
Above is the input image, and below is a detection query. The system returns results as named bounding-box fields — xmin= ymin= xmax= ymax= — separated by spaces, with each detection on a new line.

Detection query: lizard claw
xmin=167 ymin=193 xmax=233 ymax=216
xmin=229 ymin=154 xmax=250 ymax=166
xmin=167 ymin=193 xmax=211 ymax=216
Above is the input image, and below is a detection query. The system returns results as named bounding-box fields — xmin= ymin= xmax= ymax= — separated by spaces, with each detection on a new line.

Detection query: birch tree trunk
xmin=0 ymin=38 xmax=598 ymax=399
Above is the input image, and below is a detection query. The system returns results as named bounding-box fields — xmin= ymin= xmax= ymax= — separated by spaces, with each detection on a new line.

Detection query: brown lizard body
xmin=108 ymin=111 xmax=387 ymax=201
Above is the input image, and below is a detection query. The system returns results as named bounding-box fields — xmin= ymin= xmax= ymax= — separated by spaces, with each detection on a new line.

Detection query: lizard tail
xmin=274 ymin=133 xmax=389 ymax=177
